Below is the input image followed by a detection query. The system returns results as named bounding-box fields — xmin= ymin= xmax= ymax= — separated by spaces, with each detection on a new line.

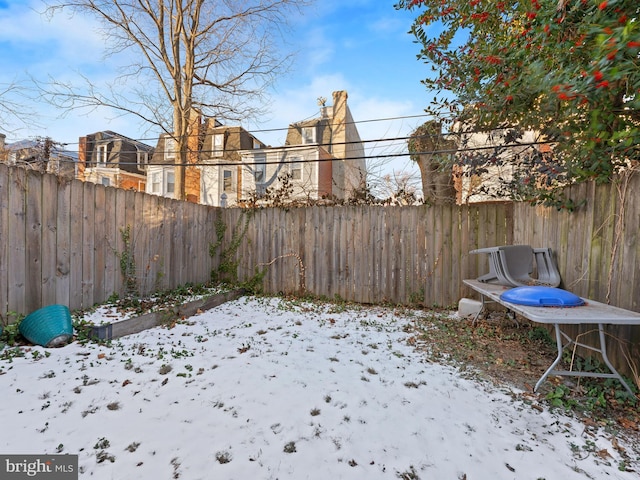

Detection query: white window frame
xmin=165 ymin=137 xmax=176 ymax=161
xmin=254 ymin=153 xmax=266 ymax=183
xmin=290 ymin=158 xmax=302 ymax=181
xmin=222 ymin=169 xmax=234 ymax=193
xmin=166 ymin=170 xmax=175 ymax=195
xmin=151 ymin=171 xmax=162 ymax=194
xmin=151 ymin=169 xmax=175 ymax=196
xmin=137 ymin=150 xmax=148 ymax=169
xmin=97 ymin=144 xmax=108 ymax=166
xmin=301 ymin=126 xmax=316 ymax=144
xmin=212 ymin=134 xmax=224 ymax=157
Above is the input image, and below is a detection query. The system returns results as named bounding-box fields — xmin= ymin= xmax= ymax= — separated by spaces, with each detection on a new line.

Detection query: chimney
xmin=77 ymin=136 xmax=87 ymax=180
xmin=318 ymin=96 xmax=332 ymax=118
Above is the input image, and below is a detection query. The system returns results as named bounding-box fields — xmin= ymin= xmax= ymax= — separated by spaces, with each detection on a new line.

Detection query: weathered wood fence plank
xmin=8 ymin=168 xmax=27 ymax=316
xmin=2 ymin=165 xmax=640 ymax=376
xmin=0 ymin=164 xmax=9 ymax=318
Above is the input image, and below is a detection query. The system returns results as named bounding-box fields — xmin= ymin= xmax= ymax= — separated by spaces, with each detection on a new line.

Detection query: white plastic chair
xmin=471 ymin=245 xmax=561 ymax=287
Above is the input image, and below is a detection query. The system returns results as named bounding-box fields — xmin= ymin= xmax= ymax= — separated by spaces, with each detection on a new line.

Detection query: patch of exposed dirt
xmin=402 ymin=308 xmax=640 ymax=447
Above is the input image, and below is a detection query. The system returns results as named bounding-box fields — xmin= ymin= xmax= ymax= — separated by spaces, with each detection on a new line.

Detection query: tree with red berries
xmin=396 ymin=0 xmax=640 ymax=206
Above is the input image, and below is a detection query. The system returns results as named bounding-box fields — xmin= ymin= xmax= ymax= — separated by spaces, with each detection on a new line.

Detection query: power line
xmin=49 ymin=112 xmax=435 ymax=147
xmin=50 ymin=139 xmax=558 ymax=168
xmin=40 ymin=126 xmax=553 ymax=158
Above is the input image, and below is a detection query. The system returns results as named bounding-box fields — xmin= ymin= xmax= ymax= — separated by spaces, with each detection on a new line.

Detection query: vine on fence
xmin=209 ymin=211 xmax=252 ymax=285
xmin=116 ymin=225 xmax=139 ymax=299
xmin=209 ymin=211 xmax=307 ymax=294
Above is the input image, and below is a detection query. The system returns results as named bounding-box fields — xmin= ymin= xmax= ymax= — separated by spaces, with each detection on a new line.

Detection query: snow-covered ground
xmin=1 ymin=296 xmax=637 ymax=479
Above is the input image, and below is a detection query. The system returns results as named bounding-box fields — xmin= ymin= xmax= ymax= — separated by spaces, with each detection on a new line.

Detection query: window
xmin=253 ymin=138 xmax=262 ymax=149
xmin=101 ymin=177 xmax=110 ymax=187
xmin=212 ymin=134 xmax=224 ymax=157
xmin=301 ymin=126 xmax=316 ymax=144
xmin=254 ymin=153 xmax=266 ymax=183
xmin=223 ymin=169 xmax=233 ymax=192
xmin=166 ymin=171 xmax=175 ymax=194
xmin=97 ymin=144 xmax=108 ymax=166
xmin=165 ymin=137 xmax=176 ymax=161
xmin=290 ymin=158 xmax=302 ymax=180
xmin=151 ymin=169 xmax=175 ymax=196
xmin=151 ymin=172 xmax=161 ymax=193
xmin=137 ymin=150 xmax=148 ymax=169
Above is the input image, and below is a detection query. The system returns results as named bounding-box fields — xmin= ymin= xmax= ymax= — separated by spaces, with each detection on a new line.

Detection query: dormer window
xmin=97 ymin=144 xmax=108 ymax=166
xmin=301 ymin=126 xmax=316 ymax=144
xmin=137 ymin=150 xmax=148 ymax=169
xmin=212 ymin=133 xmax=224 ymax=157
xmin=165 ymin=137 xmax=176 ymax=161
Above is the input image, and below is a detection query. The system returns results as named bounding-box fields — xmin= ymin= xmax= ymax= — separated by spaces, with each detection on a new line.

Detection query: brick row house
xmin=1 ymin=90 xmax=367 ymax=206
xmin=145 ymin=89 xmax=367 ymax=207
xmin=236 ymin=90 xmax=367 ymax=206
xmin=146 ymin=118 xmax=268 ymax=204
xmin=77 ymin=131 xmax=154 ymax=190
xmin=0 ymin=135 xmax=78 ymax=179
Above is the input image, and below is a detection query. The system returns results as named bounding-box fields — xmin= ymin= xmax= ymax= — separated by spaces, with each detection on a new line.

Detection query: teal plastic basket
xmin=19 ymin=305 xmax=73 ymax=347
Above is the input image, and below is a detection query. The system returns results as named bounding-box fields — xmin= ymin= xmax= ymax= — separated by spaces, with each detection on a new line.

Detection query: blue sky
xmin=0 ymin=0 xmax=434 ymax=187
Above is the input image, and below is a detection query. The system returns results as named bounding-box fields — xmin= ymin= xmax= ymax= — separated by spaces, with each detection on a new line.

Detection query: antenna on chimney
xmin=317 ymin=96 xmax=327 ymax=107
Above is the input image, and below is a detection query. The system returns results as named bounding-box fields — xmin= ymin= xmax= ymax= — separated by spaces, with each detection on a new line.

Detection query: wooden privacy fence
xmin=1 ymin=163 xmax=639 ymax=375
xmin=0 ymin=164 xmax=512 ymax=318
xmin=224 ymin=204 xmax=512 ymax=305
xmin=0 ymin=164 xmax=217 ymax=318
xmin=513 ymin=171 xmax=640 ymax=376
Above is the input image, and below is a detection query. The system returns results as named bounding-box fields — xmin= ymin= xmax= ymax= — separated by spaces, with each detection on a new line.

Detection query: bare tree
xmin=42 ymin=0 xmax=309 ymax=199
xmin=0 ymin=80 xmax=40 ymax=135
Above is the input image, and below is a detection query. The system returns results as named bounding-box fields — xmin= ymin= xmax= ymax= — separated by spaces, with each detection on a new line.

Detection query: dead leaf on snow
xmin=618 ymin=418 xmax=638 ymax=430
xmin=612 ymin=437 xmax=626 ymax=454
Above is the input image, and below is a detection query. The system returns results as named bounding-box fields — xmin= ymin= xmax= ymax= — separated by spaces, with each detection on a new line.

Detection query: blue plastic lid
xmin=500 ymin=286 xmax=585 ymax=307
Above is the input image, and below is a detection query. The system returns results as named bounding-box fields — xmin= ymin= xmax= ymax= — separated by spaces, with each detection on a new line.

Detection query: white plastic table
xmin=463 ymin=279 xmax=640 ymax=395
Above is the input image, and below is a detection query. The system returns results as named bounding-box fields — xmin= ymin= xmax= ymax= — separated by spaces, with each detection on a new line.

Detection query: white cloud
xmin=1 ymin=1 xmax=108 ymax=71
xmin=245 ymin=74 xmax=351 ymax=146
xmin=295 ymin=26 xmax=335 ymax=74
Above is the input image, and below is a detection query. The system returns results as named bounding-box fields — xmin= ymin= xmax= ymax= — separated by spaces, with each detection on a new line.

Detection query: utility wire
xmin=41 ymin=127 xmax=554 ymax=157
xmin=48 ymin=139 xmax=557 ymax=168
xmin=48 ymin=112 xmax=435 ymax=147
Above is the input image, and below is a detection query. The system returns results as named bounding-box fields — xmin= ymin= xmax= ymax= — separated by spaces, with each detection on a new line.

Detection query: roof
xmin=86 ymin=131 xmax=154 ymax=152
xmin=5 ymin=139 xmax=79 ymax=161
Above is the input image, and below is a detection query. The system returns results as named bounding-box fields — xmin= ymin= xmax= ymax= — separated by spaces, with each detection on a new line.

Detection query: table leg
xmin=534 ymin=323 xmax=564 ymax=392
xmin=471 ymin=294 xmax=488 ymax=326
xmin=534 ymin=323 xmax=635 ymax=396
xmin=597 ymin=323 xmax=635 ymax=396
